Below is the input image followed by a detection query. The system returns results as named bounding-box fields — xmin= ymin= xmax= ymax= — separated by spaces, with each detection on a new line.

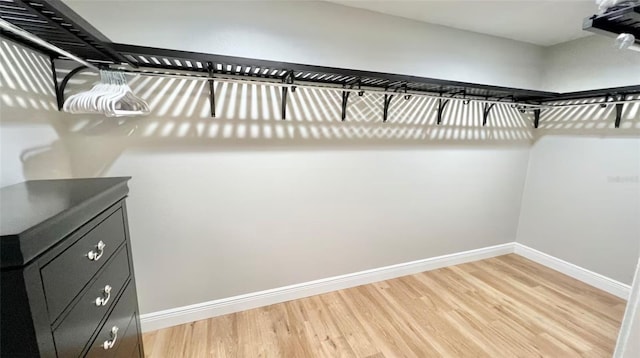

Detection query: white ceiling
xmin=326 ymin=0 xmax=598 ymax=46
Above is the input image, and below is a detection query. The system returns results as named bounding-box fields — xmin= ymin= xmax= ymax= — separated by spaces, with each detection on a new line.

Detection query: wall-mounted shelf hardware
xmin=111 ymin=43 xmax=559 ymax=106
xmin=341 ymin=90 xmax=350 ymax=122
xmin=1 ymin=0 xmax=639 ymax=128
xmin=436 ymin=98 xmax=450 ymax=125
xmin=207 ymin=62 xmax=216 ymax=118
xmin=615 ymin=95 xmax=628 ymax=128
xmin=533 ymin=109 xmax=541 ymax=129
xmin=482 ymin=103 xmax=496 ymax=127
xmin=383 ymin=93 xmax=394 ymax=123
xmin=543 ymin=85 xmax=640 ymax=103
xmin=281 ymin=70 xmax=294 ymax=120
xmin=584 ymin=4 xmax=640 ymax=44
xmin=615 ymin=102 xmax=625 ymax=128
xmin=52 ymin=63 xmax=89 ymax=110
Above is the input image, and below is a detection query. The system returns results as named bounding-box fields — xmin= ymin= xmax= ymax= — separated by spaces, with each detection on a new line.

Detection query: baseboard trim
xmin=140 ymin=242 xmax=514 ymax=332
xmin=141 ymin=242 xmax=631 ymax=332
xmin=513 ymin=243 xmax=631 ymax=300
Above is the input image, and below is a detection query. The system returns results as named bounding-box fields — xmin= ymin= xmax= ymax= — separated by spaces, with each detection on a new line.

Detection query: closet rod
xmin=115 ymin=68 xmax=640 ymax=111
xmin=0 ymin=18 xmax=98 ymax=70
xmin=543 ymin=99 xmax=640 ymax=109
xmin=110 ymin=67 xmax=544 ymax=109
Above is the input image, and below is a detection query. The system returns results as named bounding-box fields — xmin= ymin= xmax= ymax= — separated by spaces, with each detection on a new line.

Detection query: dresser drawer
xmin=42 ymin=209 xmax=127 ymax=321
xmin=110 ymin=313 xmax=140 ymax=358
xmin=130 ymin=344 xmax=142 ymax=358
xmin=52 ymin=246 xmax=131 ymax=358
xmin=85 ymin=282 xmax=138 ymax=358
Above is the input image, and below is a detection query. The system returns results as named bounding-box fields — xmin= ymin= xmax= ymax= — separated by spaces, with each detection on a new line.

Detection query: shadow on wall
xmin=48 ymin=63 xmax=535 ymax=146
xmin=0 ymin=38 xmax=638 ymax=180
xmin=535 ymin=95 xmax=640 ymax=139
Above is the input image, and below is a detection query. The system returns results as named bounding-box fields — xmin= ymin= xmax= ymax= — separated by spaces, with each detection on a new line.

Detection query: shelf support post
xmin=383 ymin=94 xmax=394 ymax=122
xmin=281 ymin=87 xmax=288 ymax=120
xmin=50 ymin=57 xmax=62 ymax=110
xmin=341 ymin=78 xmax=361 ymax=121
xmin=437 ymin=98 xmax=450 ymax=125
xmin=281 ymin=71 xmax=294 ymax=120
xmin=207 ymin=62 xmax=216 ymax=118
xmin=482 ymin=103 xmax=495 ymax=127
xmin=533 ymin=109 xmax=541 ymax=128
xmin=615 ymin=95 xmax=626 ymax=128
xmin=341 ymin=90 xmax=350 ymax=121
xmin=54 ymin=63 xmax=89 ymax=111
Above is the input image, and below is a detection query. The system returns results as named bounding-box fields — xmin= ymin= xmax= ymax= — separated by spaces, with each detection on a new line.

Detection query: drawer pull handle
xmin=95 ymin=285 xmax=112 ymax=306
xmin=103 ymin=326 xmax=118 ymax=350
xmin=87 ymin=240 xmax=106 ymax=261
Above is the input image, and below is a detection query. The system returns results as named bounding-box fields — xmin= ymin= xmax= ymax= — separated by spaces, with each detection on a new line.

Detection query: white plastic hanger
xmin=63 ymin=70 xmax=150 ymax=117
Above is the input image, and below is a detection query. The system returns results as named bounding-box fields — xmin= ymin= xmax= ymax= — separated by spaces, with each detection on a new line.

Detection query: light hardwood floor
xmin=143 ymin=254 xmax=626 ymax=357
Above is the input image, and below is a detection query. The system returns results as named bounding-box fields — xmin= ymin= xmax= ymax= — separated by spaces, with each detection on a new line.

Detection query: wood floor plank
xmin=319 ymin=292 xmax=378 ymax=357
xmin=337 ymin=286 xmax=422 ymax=357
xmin=142 ymin=254 xmax=626 ymax=357
xmin=469 ymin=267 xmax=597 ymax=354
xmin=369 ymin=281 xmax=451 ymax=356
xmin=479 ymin=258 xmax=621 ymax=355
xmin=208 ymin=313 xmax=237 ymax=358
xmin=482 ymin=260 xmax=620 ymax=341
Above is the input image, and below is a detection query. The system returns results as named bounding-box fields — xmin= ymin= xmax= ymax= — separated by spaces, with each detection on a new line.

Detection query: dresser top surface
xmin=1 ymin=177 xmax=130 ymax=236
xmin=0 ymin=177 xmax=130 ymax=269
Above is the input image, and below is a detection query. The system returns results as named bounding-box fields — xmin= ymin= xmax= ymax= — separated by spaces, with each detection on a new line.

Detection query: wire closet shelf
xmin=1 ymin=0 xmax=639 ymax=128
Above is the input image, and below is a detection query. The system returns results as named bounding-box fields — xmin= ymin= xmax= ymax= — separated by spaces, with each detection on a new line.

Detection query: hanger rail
xmin=51 ymin=64 xmax=640 ymax=127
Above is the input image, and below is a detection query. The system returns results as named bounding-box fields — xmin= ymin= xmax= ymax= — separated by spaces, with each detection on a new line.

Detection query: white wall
xmin=529 ymin=14 xmax=640 ymax=288
xmin=0 ymin=38 xmax=533 ymax=314
xmin=519 ymin=23 xmax=640 ymax=285
xmin=63 ymin=0 xmax=545 ymax=90
xmin=0 ymin=39 xmax=71 ymax=186
xmin=542 ymin=35 xmax=640 ymax=93
xmin=516 ymin=106 xmax=640 ymax=284
xmin=114 ymin=146 xmax=530 ymax=313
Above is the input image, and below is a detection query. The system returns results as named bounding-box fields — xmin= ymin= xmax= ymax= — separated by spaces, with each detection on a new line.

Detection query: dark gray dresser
xmin=0 ymin=177 xmax=144 ymax=357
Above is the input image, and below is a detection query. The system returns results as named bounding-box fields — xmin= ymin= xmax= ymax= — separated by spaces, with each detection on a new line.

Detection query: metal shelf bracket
xmin=281 ymin=71 xmax=294 ymax=120
xmin=615 ymin=95 xmax=627 ymax=128
xmin=533 ymin=109 xmax=541 ymax=128
xmin=207 ymin=62 xmax=216 ymax=118
xmin=341 ymin=90 xmax=350 ymax=122
xmin=437 ymin=98 xmax=450 ymax=125
xmin=383 ymin=94 xmax=394 ymax=122
xmin=51 ymin=58 xmax=89 ymax=111
xmin=482 ymin=103 xmax=496 ymax=127
xmin=341 ymin=78 xmax=361 ymax=121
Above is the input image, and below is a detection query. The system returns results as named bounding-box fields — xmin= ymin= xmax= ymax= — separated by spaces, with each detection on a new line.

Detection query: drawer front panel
xmin=52 ymin=246 xmax=131 ymax=358
xmin=111 ymin=313 xmax=139 ymax=358
xmin=130 ymin=344 xmax=142 ymax=358
xmin=85 ymin=283 xmax=138 ymax=358
xmin=42 ymin=209 xmax=127 ymax=321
